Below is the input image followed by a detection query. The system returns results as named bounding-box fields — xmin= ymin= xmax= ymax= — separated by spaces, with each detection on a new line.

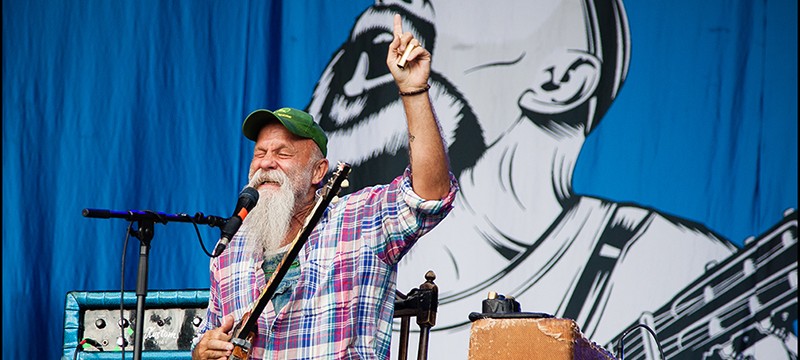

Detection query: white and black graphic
xmin=306 ymin=0 xmax=798 ymax=358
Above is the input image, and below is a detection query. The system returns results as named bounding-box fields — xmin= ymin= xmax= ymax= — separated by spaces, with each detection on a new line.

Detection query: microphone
xmin=213 ymin=187 xmax=259 ymax=256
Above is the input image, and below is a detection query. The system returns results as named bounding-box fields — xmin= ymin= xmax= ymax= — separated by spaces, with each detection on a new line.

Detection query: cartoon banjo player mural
xmin=306 ymin=0 xmax=798 ymax=358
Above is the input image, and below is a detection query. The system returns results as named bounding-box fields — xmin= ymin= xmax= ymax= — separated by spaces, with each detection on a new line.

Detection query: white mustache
xmin=248 ymin=169 xmax=289 ymax=189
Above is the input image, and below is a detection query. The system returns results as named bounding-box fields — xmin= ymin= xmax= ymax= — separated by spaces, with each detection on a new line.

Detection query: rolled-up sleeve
xmin=376 ymin=167 xmax=459 ymax=265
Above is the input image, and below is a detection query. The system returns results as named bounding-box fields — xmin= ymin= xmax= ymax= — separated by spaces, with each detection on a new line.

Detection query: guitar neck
xmin=232 ymin=201 xmax=326 ymax=340
xmin=608 ymin=212 xmax=798 ymax=360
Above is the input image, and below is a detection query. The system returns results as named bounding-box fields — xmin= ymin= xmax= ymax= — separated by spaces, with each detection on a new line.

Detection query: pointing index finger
xmin=393 ymin=14 xmax=403 ymax=39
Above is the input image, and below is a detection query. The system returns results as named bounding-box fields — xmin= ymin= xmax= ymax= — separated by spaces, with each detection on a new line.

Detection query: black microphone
xmin=213 ymin=187 xmax=259 ymax=256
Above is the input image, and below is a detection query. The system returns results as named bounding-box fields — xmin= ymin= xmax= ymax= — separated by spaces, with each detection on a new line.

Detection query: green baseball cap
xmin=242 ymin=107 xmax=328 ymax=157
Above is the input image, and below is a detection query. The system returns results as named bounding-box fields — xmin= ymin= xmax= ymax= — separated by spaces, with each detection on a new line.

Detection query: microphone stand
xmin=82 ymin=209 xmax=227 ymax=360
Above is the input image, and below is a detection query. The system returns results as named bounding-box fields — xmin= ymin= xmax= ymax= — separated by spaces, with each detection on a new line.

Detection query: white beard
xmin=242 ymin=169 xmax=296 ymax=254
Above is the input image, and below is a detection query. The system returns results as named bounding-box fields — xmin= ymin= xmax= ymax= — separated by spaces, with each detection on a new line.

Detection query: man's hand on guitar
xmin=193 ymin=314 xmax=234 ymax=360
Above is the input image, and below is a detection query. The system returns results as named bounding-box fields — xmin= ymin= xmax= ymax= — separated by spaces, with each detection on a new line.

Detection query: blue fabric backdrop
xmin=2 ymin=1 xmax=796 ymax=359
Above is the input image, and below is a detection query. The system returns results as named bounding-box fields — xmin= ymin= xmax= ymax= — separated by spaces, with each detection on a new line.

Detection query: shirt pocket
xmin=302 ymin=250 xmax=356 ymax=316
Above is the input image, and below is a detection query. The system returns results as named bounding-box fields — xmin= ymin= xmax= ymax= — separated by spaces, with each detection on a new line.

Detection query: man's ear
xmin=312 ymin=158 xmax=329 ymax=185
xmin=517 ymin=50 xmax=601 ymax=116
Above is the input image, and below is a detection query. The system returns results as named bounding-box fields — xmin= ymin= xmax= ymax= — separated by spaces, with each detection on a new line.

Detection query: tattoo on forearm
xmin=407 ymin=134 xmax=415 ymax=164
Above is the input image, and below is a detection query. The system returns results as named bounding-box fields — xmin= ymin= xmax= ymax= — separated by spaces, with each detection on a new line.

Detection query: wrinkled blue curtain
xmin=576 ymin=0 xmax=798 ymax=242
xmin=2 ymin=1 xmax=796 ymax=359
xmin=3 ymin=1 xmax=372 ymax=358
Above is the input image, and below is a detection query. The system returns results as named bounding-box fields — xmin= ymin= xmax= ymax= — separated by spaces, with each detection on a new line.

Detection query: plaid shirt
xmin=195 ymin=168 xmax=457 ymax=359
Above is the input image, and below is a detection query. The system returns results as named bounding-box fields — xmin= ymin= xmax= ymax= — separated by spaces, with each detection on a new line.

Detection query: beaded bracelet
xmin=399 ymin=84 xmax=431 ymax=97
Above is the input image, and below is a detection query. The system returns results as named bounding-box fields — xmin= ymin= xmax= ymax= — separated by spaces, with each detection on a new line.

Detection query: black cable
xmin=73 ymin=340 xmax=82 ymax=360
xmin=180 ymin=213 xmax=215 ymax=257
xmin=616 ymin=323 xmax=665 ymax=360
xmin=84 ymin=338 xmax=104 ymax=350
xmin=74 ymin=338 xmax=104 ymax=359
xmin=120 ymin=222 xmax=132 ymax=359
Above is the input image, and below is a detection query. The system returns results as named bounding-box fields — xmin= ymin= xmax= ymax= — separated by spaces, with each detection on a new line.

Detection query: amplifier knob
xmin=116 ymin=336 xmax=129 ymax=347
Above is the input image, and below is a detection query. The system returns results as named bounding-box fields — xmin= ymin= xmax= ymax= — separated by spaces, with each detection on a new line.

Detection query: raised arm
xmin=386 ymin=14 xmax=451 ymax=200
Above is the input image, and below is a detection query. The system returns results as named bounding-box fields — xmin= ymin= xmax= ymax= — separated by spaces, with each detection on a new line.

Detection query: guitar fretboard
xmin=609 ymin=212 xmax=798 ymax=359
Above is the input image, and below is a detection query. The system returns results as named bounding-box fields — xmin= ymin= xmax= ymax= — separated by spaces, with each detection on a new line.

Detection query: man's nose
xmin=259 ymin=155 xmax=278 ymax=170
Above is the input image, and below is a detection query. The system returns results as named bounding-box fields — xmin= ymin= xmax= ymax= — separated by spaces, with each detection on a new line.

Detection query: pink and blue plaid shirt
xmin=195 ymin=168 xmax=457 ymax=359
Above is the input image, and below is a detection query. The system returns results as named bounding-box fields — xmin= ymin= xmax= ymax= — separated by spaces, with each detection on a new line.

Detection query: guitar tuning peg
xmin=341 ymin=179 xmax=350 ymax=188
xmin=331 ymin=195 xmax=340 ymax=204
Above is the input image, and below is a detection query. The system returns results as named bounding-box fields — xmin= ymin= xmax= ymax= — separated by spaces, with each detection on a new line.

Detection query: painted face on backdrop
xmin=307 ymin=1 xmax=486 ymax=190
xmin=308 ymin=0 xmax=625 ymax=191
xmin=424 ymin=0 xmax=604 ymax=138
xmin=306 ymin=0 xmax=627 ymax=309
xmin=306 ymin=3 xmax=798 ymax=359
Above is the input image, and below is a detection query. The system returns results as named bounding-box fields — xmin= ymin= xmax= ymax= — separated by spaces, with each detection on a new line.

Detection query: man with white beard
xmin=245 ymin=164 xmax=312 ymax=255
xmin=191 ymin=14 xmax=458 ymax=360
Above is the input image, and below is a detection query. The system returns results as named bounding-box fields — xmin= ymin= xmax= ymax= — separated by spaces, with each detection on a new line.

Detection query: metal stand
xmin=129 ymin=220 xmax=154 ymax=360
xmin=82 ymin=208 xmax=227 ymax=360
xmin=393 ymin=271 xmax=438 ymax=360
